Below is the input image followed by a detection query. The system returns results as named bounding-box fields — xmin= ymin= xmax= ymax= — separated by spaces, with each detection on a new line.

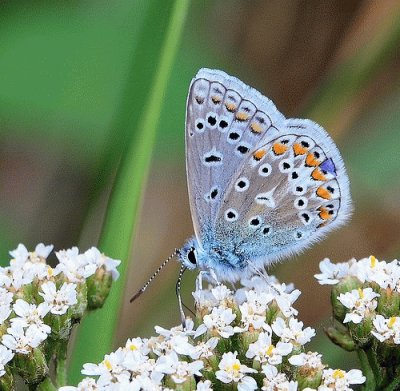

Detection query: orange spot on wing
xmin=272 ymin=143 xmax=288 ymax=155
xmin=316 ymin=187 xmax=331 ymax=199
xmin=236 ymin=111 xmax=249 ymax=121
xmin=211 ymin=96 xmax=221 ymax=104
xmin=250 ymin=122 xmax=263 ymax=134
xmin=305 ymin=153 xmax=320 ymax=167
xmin=318 ymin=207 xmax=333 ymax=220
xmin=225 ymin=103 xmax=236 ymax=112
xmin=311 ymin=168 xmax=327 ymax=181
xmin=253 ymin=149 xmax=266 ymax=161
xmin=293 ymin=143 xmax=308 ymax=156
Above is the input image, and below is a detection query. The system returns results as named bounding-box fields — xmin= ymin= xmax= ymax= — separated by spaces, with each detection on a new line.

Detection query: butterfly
xmin=177 ymin=68 xmax=351 ymax=283
xmin=131 ymin=69 xmax=351 ymax=318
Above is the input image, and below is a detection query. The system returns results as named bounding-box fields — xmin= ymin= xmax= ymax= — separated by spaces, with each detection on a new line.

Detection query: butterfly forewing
xmin=185 ymin=69 xmax=285 ymax=243
xmin=214 ymin=118 xmax=351 ymax=265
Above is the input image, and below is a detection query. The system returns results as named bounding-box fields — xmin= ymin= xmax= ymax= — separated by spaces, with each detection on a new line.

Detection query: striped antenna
xmin=130 ymin=249 xmax=179 ymax=303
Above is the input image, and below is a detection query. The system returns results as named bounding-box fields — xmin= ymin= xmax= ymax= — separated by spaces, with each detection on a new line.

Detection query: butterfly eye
xmin=187 ymin=247 xmax=197 ymax=265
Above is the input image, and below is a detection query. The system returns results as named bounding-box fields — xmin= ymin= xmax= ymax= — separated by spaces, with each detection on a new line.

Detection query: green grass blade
xmin=69 ymin=0 xmax=189 ymax=383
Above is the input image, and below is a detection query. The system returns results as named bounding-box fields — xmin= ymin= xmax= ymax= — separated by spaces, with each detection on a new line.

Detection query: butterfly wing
xmin=185 ymin=69 xmax=285 ymax=244
xmin=214 ymin=117 xmax=351 ymax=267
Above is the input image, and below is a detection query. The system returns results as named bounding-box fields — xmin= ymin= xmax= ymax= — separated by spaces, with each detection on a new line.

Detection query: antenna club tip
xmin=130 ymin=289 xmax=144 ymax=303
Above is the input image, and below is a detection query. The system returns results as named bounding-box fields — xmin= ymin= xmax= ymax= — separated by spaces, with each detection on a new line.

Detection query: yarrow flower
xmin=216 ymin=351 xmax=257 ymax=390
xmin=337 ymin=287 xmax=379 ymax=324
xmin=315 ymin=255 xmax=400 ymax=389
xmin=246 ymin=331 xmax=293 ymax=365
xmin=39 ymin=281 xmax=78 ymax=315
xmin=372 ymin=315 xmax=400 ymax=344
xmin=320 ymin=368 xmax=365 ymax=390
xmin=0 ymin=243 xmax=120 ymax=387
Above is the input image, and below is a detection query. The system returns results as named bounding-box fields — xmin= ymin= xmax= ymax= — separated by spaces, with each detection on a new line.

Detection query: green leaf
xmin=68 ymin=0 xmax=189 ymax=383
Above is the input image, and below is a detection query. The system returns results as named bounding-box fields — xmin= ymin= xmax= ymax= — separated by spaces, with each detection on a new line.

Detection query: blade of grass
xmin=69 ymin=0 xmax=189 ymax=383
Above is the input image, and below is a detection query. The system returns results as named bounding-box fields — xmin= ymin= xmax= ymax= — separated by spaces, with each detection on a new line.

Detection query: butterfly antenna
xmin=130 ymin=249 xmax=179 ymax=303
xmin=176 ymin=264 xmax=187 ymax=329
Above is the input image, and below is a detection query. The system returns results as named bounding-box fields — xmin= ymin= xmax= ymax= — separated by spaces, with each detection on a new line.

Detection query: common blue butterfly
xmin=132 ymin=69 xmax=351 ymax=311
xmin=177 ymin=68 xmax=351 ymax=283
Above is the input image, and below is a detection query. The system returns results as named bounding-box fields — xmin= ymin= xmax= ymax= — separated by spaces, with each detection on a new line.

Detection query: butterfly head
xmin=178 ymin=237 xmax=201 ymax=270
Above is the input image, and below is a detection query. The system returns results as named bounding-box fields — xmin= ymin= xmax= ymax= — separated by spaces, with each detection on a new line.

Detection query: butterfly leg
xmin=196 ymin=270 xmax=221 ymax=292
xmin=176 ymin=265 xmax=187 ymax=329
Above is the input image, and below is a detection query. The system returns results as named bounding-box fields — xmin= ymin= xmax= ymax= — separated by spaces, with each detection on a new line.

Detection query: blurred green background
xmin=1 ymin=0 xmax=400 ymax=384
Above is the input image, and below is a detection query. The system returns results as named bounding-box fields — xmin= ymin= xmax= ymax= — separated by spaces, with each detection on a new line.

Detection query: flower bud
xmin=69 ymin=282 xmax=88 ymax=320
xmin=46 ymin=312 xmax=72 ymax=340
xmin=324 ymin=324 xmax=355 ymax=351
xmin=295 ymin=365 xmax=323 ymax=389
xmin=86 ymin=266 xmax=113 ymax=310
xmin=348 ymin=315 xmax=374 ymax=347
xmin=13 ymin=348 xmax=48 ymax=385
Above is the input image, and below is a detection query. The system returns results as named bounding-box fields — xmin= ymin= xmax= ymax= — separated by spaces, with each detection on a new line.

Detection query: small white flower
xmin=244 ymin=289 xmax=274 ymax=312
xmin=246 ymin=332 xmax=293 ymax=365
xmin=59 ymin=378 xmax=98 ymax=390
xmin=82 ymin=348 xmax=130 ymax=385
xmin=84 ymin=247 xmax=121 ymax=281
xmin=261 ymin=364 xmax=298 ymax=391
xmin=234 ymin=302 xmax=271 ymax=333
xmin=211 ymin=285 xmax=233 ymax=304
xmin=337 ymin=288 xmax=379 ymax=324
xmin=216 ymin=351 xmax=257 ymax=391
xmin=351 ymin=255 xmax=387 ymax=285
xmin=372 ymin=315 xmax=400 ymax=344
xmin=289 ymin=351 xmax=324 ymax=369
xmin=321 ymin=368 xmax=365 ymax=390
xmin=196 ymin=379 xmax=213 ymax=391
xmin=11 ymin=299 xmax=51 ymax=335
xmin=189 ymin=337 xmax=218 ymax=359
xmin=39 ymin=281 xmax=78 ymax=315
xmin=272 ymin=317 xmax=315 ymax=346
xmin=150 ymin=334 xmax=195 ymax=357
xmin=0 ymin=304 xmax=12 ymax=324
xmin=0 ymin=287 xmax=13 ymax=307
xmin=55 ymin=247 xmax=96 ymax=282
xmin=201 ymin=306 xmax=236 ymax=338
xmin=0 ymin=266 xmax=32 ymax=290
xmin=0 ymin=344 xmax=14 ymax=377
xmin=9 ymin=243 xmax=29 ymax=264
xmin=155 ymin=318 xmax=195 ymax=338
xmin=314 ymin=258 xmax=350 ymax=285
xmin=124 ymin=337 xmax=150 ymax=356
xmin=130 ymin=374 xmax=164 ymax=390
xmin=2 ymin=323 xmax=47 ymax=353
xmin=271 ymin=283 xmax=301 ymax=317
xmin=155 ymin=351 xmax=203 ymax=384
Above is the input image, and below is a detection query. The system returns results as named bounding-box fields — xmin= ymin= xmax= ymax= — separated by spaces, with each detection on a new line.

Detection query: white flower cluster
xmin=315 ymin=256 xmax=400 ymax=343
xmin=64 ymin=275 xmax=364 ymax=390
xmin=0 ymin=243 xmax=120 ymax=381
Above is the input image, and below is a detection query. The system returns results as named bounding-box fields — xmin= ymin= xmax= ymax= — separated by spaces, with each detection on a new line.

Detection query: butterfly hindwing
xmin=185 ymin=69 xmax=285 ymax=242
xmin=214 ymin=118 xmax=351 ymax=266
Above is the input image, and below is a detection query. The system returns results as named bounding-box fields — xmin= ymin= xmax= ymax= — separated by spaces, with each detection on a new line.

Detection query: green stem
xmin=55 ymin=341 xmax=68 ymax=388
xmin=384 ymin=374 xmax=400 ymax=391
xmin=69 ymin=0 xmax=189 ymax=383
xmin=35 ymin=377 xmax=57 ymax=391
xmin=365 ymin=346 xmax=383 ymax=387
xmin=357 ymin=349 xmax=376 ymax=391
